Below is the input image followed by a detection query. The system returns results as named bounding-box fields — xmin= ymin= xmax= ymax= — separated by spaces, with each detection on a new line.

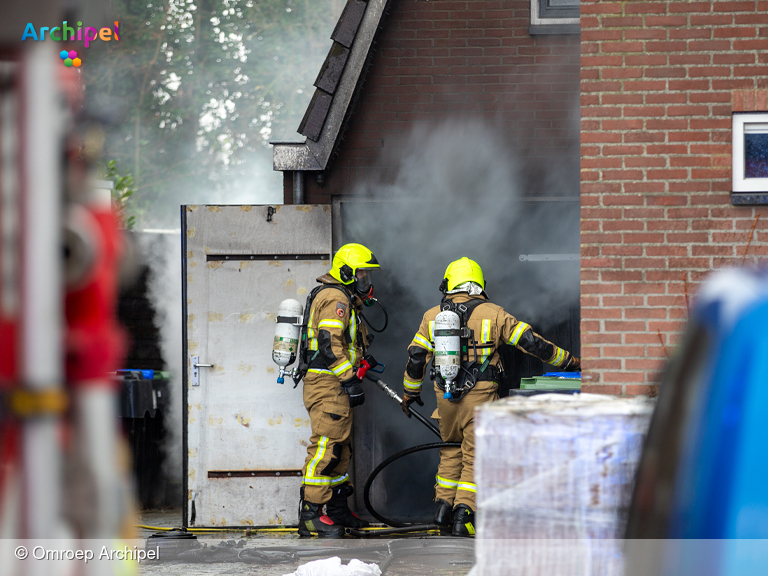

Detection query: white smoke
xmin=343 ymin=118 xmax=581 ymax=520
xmin=132 ymin=232 xmax=183 ymax=495
xmin=344 ymin=118 xmax=580 ymax=321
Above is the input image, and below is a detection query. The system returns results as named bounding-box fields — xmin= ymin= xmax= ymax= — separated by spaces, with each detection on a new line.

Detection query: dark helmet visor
xmin=355 ymin=268 xmax=374 ymax=295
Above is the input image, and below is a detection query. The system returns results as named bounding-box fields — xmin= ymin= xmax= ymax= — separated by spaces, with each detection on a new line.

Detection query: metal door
xmin=182 ymin=204 xmax=332 ymax=527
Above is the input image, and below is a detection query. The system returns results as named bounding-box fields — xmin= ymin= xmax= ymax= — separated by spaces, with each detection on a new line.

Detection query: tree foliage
xmin=82 ymin=0 xmax=341 ymax=226
xmin=104 ymin=160 xmax=138 ymax=229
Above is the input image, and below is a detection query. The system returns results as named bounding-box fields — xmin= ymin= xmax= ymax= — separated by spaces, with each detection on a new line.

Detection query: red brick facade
xmin=285 ymin=0 xmax=581 ymax=203
xmin=580 ymin=0 xmax=768 ymax=393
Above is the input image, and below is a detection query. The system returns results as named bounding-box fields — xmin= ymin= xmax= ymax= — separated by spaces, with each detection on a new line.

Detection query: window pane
xmin=540 ymin=0 xmax=579 ymax=18
xmin=744 ymin=133 xmax=768 ymax=178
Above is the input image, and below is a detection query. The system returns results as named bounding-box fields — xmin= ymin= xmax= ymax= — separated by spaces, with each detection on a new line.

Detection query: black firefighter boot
xmin=434 ymin=499 xmax=453 ymax=535
xmin=298 ymin=488 xmax=344 ymax=538
xmin=451 ymin=504 xmax=476 ymax=537
xmin=325 ymin=484 xmax=369 ymax=529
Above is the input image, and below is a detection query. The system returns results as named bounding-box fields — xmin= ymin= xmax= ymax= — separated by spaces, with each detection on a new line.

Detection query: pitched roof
xmin=271 ymin=0 xmax=389 ymax=172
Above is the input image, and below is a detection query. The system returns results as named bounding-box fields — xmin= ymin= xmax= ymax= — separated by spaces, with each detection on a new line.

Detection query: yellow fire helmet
xmin=329 ymin=243 xmax=380 ymax=285
xmin=443 ymin=257 xmax=485 ymax=292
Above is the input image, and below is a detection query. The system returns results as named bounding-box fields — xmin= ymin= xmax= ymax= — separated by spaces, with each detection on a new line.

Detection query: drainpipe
xmin=292 ymin=171 xmax=304 ymax=205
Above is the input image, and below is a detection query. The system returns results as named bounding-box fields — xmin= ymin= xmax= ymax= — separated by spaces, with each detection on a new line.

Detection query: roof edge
xmin=272 ymin=142 xmax=323 ymax=171
xmin=271 ymin=0 xmax=389 ymax=172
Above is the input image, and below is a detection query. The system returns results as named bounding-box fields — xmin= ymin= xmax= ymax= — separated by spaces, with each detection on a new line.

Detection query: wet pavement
xmin=137 ymin=509 xmax=474 ymax=576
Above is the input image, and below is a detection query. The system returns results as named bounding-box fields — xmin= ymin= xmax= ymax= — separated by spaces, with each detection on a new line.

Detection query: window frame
xmin=529 ymin=0 xmax=580 ymax=35
xmin=732 ymin=113 xmax=768 ymax=194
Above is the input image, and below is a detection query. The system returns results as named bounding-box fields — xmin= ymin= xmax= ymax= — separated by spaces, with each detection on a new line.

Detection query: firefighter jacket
xmin=306 ymin=275 xmax=368 ymax=382
xmin=402 ymin=292 xmax=575 ymax=396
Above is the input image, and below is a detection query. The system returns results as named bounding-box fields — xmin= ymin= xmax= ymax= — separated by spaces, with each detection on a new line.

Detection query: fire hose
xmin=361 ymin=373 xmax=460 ymax=529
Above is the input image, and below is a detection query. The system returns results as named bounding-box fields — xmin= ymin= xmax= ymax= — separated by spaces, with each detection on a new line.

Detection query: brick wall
xmin=580 ymin=0 xmax=768 ymax=394
xmin=286 ymin=0 xmax=581 ymax=203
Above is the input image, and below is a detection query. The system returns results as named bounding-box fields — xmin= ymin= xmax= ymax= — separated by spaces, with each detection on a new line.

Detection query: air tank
xmin=272 ymin=298 xmax=303 ymax=384
xmin=434 ymin=309 xmax=461 ymax=388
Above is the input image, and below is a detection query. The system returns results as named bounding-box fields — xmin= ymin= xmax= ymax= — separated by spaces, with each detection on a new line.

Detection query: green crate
xmin=519 ymin=376 xmax=581 ymax=390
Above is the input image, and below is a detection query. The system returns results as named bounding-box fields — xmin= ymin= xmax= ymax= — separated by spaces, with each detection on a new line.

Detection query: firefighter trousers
xmin=301 ymin=373 xmax=353 ymax=505
xmin=433 ymin=381 xmax=499 ymax=511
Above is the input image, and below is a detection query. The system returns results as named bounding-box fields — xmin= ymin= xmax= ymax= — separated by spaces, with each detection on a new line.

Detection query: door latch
xmin=191 ymin=355 xmax=214 ymax=386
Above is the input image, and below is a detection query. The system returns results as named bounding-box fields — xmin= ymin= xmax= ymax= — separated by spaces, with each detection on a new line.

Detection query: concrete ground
xmin=137 ymin=509 xmax=474 ymax=576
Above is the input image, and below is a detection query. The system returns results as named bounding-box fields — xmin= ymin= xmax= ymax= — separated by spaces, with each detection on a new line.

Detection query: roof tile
xmin=331 ymin=0 xmax=368 ymax=48
xmin=298 ymin=90 xmax=334 ymax=141
xmin=314 ymin=43 xmax=351 ymax=94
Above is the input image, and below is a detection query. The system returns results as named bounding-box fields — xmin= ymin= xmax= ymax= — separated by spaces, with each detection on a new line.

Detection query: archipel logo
xmin=21 ymin=21 xmax=121 ymax=57
xmin=60 ymin=50 xmax=81 ymax=68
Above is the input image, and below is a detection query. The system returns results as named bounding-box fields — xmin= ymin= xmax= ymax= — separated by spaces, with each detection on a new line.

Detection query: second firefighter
xmin=401 ymin=257 xmax=580 ymax=537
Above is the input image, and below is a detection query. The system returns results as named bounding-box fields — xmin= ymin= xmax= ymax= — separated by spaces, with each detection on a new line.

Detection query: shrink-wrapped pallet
xmin=474 ymin=393 xmax=654 ymax=576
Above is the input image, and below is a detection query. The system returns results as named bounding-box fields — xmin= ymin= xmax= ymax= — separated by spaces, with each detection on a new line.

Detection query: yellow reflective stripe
xmin=319 ymin=319 xmax=344 ymax=329
xmin=436 ymin=475 xmax=459 ymax=488
xmin=330 ymin=473 xmax=349 ymax=486
xmin=481 ymin=319 xmax=491 ymax=360
xmin=308 ymin=307 xmax=316 ymax=339
xmin=403 ymin=377 xmax=422 ymax=391
xmin=457 ymin=482 xmax=476 ymax=493
xmin=508 ymin=322 xmax=530 ymax=345
xmin=413 ymin=334 xmax=433 ymax=352
xmin=466 ymin=522 xmax=475 ymax=535
xmin=307 ymin=306 xmax=317 ymax=338
xmin=304 ymin=441 xmax=348 ymax=486
xmin=348 ymin=312 xmax=358 ymax=367
xmin=331 ymin=360 xmax=353 ymax=376
xmin=303 ymin=477 xmax=333 ymax=485
xmin=305 ymin=437 xmax=328 ymax=481
xmin=307 ymin=368 xmax=332 ymax=374
xmin=308 ymin=339 xmax=318 ymax=351
xmin=429 ymin=321 xmax=435 ymax=341
xmin=552 ymin=346 xmax=566 ymax=367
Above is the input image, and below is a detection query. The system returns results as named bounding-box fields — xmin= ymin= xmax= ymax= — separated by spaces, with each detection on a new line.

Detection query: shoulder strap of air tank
xmin=462 ymin=298 xmax=486 ymax=321
xmin=440 ymin=296 xmax=486 ymax=324
xmin=302 ymin=283 xmax=353 ymax=329
xmin=293 ymin=283 xmax=353 ymax=387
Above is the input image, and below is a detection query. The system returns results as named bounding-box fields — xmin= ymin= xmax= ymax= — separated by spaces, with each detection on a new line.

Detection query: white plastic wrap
xmin=282 ymin=557 xmax=382 ymax=576
xmin=475 ymin=393 xmax=655 ymax=576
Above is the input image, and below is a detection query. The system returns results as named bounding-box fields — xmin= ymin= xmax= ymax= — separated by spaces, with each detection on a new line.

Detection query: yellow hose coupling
xmin=9 ymin=388 xmax=69 ymax=417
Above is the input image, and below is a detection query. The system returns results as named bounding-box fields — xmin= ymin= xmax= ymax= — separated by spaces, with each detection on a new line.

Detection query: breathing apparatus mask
xmin=338 ymin=264 xmax=387 ymax=332
xmin=339 ymin=264 xmax=375 ymax=304
xmin=355 ymin=268 xmax=375 ymax=303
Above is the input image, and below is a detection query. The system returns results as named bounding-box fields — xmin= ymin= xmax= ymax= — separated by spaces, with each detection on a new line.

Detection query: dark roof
xmin=271 ymin=0 xmax=389 ymax=172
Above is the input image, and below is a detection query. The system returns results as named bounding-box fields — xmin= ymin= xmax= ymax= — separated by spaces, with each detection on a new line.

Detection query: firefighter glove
xmin=565 ymin=355 xmax=581 ymax=372
xmin=341 ymin=376 xmax=365 ymax=408
xmin=401 ymin=393 xmax=424 ymax=417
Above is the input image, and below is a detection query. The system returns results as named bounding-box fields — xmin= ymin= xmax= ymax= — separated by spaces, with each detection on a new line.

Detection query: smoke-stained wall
xmin=284 ymin=0 xmax=581 ymax=203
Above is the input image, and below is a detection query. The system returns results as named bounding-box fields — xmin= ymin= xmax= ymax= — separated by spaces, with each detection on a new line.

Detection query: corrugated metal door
xmin=183 ymin=205 xmax=332 ymax=527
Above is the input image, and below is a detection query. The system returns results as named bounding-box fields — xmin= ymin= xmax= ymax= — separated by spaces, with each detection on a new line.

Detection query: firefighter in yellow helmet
xmin=401 ymin=257 xmax=580 ymax=537
xmin=298 ymin=243 xmax=380 ymax=537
